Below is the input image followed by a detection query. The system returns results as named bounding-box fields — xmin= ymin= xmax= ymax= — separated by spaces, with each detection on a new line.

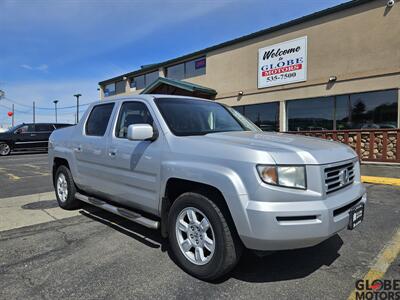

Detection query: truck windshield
xmin=155 ymin=98 xmax=260 ymax=136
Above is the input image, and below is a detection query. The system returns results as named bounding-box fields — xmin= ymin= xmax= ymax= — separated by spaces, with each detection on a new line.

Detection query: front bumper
xmin=240 ymin=183 xmax=367 ymax=251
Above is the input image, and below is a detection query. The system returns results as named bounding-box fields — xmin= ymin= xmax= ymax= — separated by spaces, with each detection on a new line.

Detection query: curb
xmin=361 ymin=176 xmax=400 ymax=187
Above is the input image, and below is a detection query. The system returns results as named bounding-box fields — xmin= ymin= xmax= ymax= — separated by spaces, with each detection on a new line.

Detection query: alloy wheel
xmin=57 ymin=173 xmax=68 ymax=202
xmin=0 ymin=143 xmax=10 ymax=156
xmin=175 ymin=207 xmax=215 ymax=265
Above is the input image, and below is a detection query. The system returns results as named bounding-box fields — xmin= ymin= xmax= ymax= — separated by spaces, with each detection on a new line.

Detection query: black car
xmin=0 ymin=123 xmax=72 ymax=156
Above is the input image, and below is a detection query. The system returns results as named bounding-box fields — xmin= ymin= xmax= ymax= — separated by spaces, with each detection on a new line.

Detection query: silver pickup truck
xmin=49 ymin=95 xmax=366 ymax=280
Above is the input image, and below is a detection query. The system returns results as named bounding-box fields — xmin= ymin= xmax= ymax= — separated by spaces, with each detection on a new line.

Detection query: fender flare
xmin=159 ymin=161 xmax=251 ymax=238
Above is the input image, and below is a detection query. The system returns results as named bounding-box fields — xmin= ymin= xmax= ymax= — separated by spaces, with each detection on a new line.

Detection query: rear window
xmin=85 ymin=103 xmax=115 ymax=136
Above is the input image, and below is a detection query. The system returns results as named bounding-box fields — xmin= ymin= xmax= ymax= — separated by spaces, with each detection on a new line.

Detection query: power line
xmin=3 ymin=97 xmax=93 ymax=110
xmin=0 ymin=103 xmax=31 ymax=114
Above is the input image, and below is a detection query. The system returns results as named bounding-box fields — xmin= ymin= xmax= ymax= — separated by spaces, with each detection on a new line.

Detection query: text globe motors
xmin=258 ymin=36 xmax=308 ymax=88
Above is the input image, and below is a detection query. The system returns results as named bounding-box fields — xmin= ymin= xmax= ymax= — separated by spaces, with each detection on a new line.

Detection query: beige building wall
xmin=100 ymin=0 xmax=400 ymax=130
xmin=185 ymin=0 xmax=399 ymax=104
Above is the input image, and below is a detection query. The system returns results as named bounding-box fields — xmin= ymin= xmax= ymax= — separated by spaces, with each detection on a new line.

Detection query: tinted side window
xmin=115 ymin=102 xmax=153 ymax=138
xmin=85 ymin=103 xmax=115 ymax=136
xmin=17 ymin=124 xmax=35 ymax=133
xmin=35 ymin=124 xmax=54 ymax=132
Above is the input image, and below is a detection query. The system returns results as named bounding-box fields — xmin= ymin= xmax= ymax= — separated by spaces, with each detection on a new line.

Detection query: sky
xmin=0 ymin=0 xmax=348 ymax=127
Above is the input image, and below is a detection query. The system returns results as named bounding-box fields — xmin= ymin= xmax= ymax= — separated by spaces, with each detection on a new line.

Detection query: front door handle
xmin=74 ymin=146 xmax=82 ymax=153
xmin=108 ymin=150 xmax=117 ymax=157
xmin=30 ymin=133 xmax=37 ymax=137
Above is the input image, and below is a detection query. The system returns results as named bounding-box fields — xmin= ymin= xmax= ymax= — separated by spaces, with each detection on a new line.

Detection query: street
xmin=0 ymin=154 xmax=399 ymax=299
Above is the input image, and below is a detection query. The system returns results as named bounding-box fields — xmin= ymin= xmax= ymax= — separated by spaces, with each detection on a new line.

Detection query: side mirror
xmin=14 ymin=129 xmax=22 ymax=134
xmin=127 ymin=124 xmax=155 ymax=141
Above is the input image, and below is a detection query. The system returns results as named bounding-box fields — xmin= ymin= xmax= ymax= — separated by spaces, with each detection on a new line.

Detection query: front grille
xmin=324 ymin=161 xmax=355 ymax=194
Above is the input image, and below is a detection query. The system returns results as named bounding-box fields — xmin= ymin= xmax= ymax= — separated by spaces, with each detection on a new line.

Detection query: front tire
xmin=168 ymin=192 xmax=242 ymax=281
xmin=0 ymin=142 xmax=11 ymax=156
xmin=55 ymin=165 xmax=81 ymax=210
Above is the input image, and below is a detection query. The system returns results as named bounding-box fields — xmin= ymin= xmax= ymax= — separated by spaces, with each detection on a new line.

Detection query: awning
xmin=140 ymin=77 xmax=217 ymax=99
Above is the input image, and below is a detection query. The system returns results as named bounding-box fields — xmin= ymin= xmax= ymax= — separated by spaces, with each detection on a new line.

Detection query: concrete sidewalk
xmin=361 ymin=164 xmax=400 ymax=179
xmin=0 ymin=192 xmax=80 ymax=232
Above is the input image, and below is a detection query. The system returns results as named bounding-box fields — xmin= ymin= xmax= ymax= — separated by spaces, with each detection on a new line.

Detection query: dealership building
xmin=99 ymin=0 xmax=400 ymax=162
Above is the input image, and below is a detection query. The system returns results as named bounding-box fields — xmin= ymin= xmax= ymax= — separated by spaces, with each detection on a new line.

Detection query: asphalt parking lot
xmin=0 ymin=154 xmax=399 ymax=299
xmin=0 ymin=153 xmax=51 ymax=198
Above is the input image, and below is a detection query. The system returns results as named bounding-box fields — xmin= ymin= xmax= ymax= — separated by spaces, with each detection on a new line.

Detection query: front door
xmin=13 ymin=124 xmax=38 ymax=149
xmin=104 ymin=101 xmax=162 ymax=215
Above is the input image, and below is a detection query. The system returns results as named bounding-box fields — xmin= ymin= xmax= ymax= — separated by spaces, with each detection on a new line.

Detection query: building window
xmin=185 ymin=57 xmax=206 ymax=78
xmin=130 ymin=71 xmax=159 ymax=90
xmin=167 ymin=57 xmax=206 ymax=80
xmin=104 ymin=81 xmax=125 ymax=96
xmin=115 ymin=80 xmax=126 ymax=94
xmin=287 ymin=97 xmax=334 ymax=131
xmin=167 ymin=63 xmax=185 ymax=80
xmin=145 ymin=71 xmax=159 ymax=87
xmin=287 ymin=89 xmax=398 ymax=131
xmin=232 ymin=102 xmax=279 ymax=131
xmin=132 ymin=75 xmax=145 ymax=90
xmin=337 ymin=90 xmax=398 ymax=129
xmin=104 ymin=83 xmax=116 ymax=97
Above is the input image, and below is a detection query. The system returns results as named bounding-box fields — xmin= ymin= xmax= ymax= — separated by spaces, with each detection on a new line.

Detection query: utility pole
xmin=53 ymin=100 xmax=58 ymax=123
xmin=12 ymin=104 xmax=14 ymax=126
xmin=74 ymin=94 xmax=81 ymax=124
xmin=33 ymin=101 xmax=36 ymax=123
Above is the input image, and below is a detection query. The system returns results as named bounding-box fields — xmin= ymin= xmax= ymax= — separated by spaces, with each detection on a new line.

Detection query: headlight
xmin=257 ymin=165 xmax=306 ymax=189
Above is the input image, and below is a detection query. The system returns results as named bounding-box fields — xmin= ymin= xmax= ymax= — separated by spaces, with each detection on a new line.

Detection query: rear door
xmin=34 ymin=124 xmax=55 ymax=148
xmin=74 ymin=103 xmax=115 ymax=195
xmin=102 ymin=100 xmax=162 ymax=215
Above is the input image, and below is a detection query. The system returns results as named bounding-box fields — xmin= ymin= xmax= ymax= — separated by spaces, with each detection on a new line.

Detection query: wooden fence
xmin=287 ymin=129 xmax=400 ymax=163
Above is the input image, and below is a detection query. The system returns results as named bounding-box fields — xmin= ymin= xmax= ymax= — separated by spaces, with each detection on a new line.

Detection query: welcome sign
xmin=258 ymin=36 xmax=307 ymax=88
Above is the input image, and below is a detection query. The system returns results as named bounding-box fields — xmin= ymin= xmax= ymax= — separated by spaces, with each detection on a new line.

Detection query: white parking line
xmin=0 ymin=192 xmax=80 ymax=232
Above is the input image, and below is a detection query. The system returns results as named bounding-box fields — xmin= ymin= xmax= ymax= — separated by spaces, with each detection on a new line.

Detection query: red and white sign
xmin=258 ymin=36 xmax=307 ymax=88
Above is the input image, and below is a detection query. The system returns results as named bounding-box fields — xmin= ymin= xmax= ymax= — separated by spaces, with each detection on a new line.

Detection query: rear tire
xmin=0 ymin=142 xmax=11 ymax=156
xmin=55 ymin=165 xmax=81 ymax=210
xmin=168 ymin=192 xmax=242 ymax=281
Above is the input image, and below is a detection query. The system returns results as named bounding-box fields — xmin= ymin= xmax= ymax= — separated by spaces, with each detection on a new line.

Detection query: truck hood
xmin=203 ymin=131 xmax=357 ymax=165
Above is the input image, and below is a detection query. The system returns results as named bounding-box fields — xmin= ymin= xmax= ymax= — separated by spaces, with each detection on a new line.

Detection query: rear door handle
xmin=30 ymin=133 xmax=37 ymax=137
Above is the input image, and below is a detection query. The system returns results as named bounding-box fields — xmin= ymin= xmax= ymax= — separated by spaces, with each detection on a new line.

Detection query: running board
xmin=75 ymin=192 xmax=160 ymax=229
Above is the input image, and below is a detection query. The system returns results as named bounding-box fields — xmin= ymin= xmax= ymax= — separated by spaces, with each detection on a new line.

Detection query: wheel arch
xmin=52 ymin=157 xmax=70 ymax=187
xmin=160 ymin=176 xmax=247 ymax=243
